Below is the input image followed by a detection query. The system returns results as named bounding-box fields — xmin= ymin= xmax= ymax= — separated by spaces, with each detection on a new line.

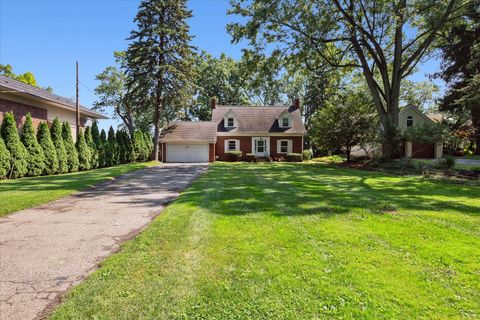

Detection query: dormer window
xmin=227 ymin=117 xmax=235 ymax=127
xmin=282 ymin=117 xmax=290 ymax=127
xmin=407 ymin=116 xmax=414 ymax=127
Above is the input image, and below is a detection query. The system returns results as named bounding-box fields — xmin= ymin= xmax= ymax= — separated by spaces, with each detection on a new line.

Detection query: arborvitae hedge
xmin=131 ymin=131 xmax=143 ymax=162
xmin=98 ymin=129 xmax=107 ymax=167
xmin=21 ymin=113 xmax=45 ymax=176
xmin=116 ymin=130 xmax=127 ymax=164
xmin=0 ymin=136 xmax=11 ymax=179
xmin=122 ymin=131 xmax=132 ymax=163
xmin=61 ymin=122 xmax=79 ymax=172
xmin=91 ymin=120 xmax=101 ymax=147
xmin=105 ymin=126 xmax=118 ymax=166
xmin=85 ymin=126 xmax=99 ymax=169
xmin=1 ymin=112 xmax=28 ymax=178
xmin=51 ymin=118 xmax=68 ymax=174
xmin=76 ymin=130 xmax=91 ymax=171
xmin=37 ymin=122 xmax=58 ymax=175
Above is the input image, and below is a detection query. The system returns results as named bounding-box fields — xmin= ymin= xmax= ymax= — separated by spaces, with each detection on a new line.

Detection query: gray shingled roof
xmin=0 ymin=75 xmax=107 ymax=119
xmin=212 ymin=105 xmax=305 ymax=134
xmin=161 ymin=121 xmax=218 ymax=143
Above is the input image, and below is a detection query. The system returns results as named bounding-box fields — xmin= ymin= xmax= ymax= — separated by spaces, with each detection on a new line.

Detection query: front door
xmin=253 ymin=137 xmax=268 ymax=157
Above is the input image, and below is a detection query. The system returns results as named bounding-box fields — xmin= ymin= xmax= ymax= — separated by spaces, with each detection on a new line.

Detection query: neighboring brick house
xmin=160 ymin=99 xmax=306 ymax=163
xmin=0 ymin=75 xmax=107 ymax=141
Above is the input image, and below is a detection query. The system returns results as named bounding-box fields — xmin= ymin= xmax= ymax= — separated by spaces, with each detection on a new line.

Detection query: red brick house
xmin=0 ymin=75 xmax=107 ymax=141
xmin=160 ymin=99 xmax=305 ymax=162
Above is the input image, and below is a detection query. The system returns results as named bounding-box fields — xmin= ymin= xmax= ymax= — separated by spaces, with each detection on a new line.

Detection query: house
xmin=0 ymin=75 xmax=107 ymax=141
xmin=399 ymin=104 xmax=443 ymax=159
xmin=160 ymin=99 xmax=306 ymax=162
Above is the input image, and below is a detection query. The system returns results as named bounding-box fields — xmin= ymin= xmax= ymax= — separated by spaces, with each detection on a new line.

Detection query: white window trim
xmin=251 ymin=137 xmax=270 ymax=156
xmin=277 ymin=139 xmax=292 ymax=154
xmin=278 ymin=116 xmax=292 ymax=128
xmin=225 ymin=139 xmax=240 ymax=152
xmin=224 ymin=117 xmax=237 ymax=128
xmin=406 ymin=116 xmax=414 ymax=127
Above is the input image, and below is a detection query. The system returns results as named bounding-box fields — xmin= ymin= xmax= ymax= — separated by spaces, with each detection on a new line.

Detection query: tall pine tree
xmin=37 ymin=122 xmax=58 ymax=175
xmin=1 ymin=112 xmax=28 ymax=178
xmin=21 ymin=113 xmax=46 ymax=176
xmin=105 ymin=126 xmax=118 ymax=166
xmin=116 ymin=130 xmax=127 ymax=164
xmin=98 ymin=129 xmax=107 ymax=167
xmin=51 ymin=117 xmax=68 ymax=174
xmin=91 ymin=120 xmax=101 ymax=147
xmin=61 ymin=122 xmax=79 ymax=172
xmin=76 ymin=130 xmax=91 ymax=171
xmin=85 ymin=126 xmax=99 ymax=169
xmin=125 ymin=0 xmax=195 ymax=161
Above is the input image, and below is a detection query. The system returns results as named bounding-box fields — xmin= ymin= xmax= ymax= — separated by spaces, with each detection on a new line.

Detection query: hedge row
xmin=0 ymin=112 xmax=153 ymax=180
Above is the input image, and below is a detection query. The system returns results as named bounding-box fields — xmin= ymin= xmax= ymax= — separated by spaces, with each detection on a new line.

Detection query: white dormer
xmin=223 ymin=109 xmax=238 ymax=128
xmin=277 ymin=110 xmax=292 ymax=128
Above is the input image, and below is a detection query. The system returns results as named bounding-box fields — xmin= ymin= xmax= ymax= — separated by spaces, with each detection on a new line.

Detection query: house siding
xmin=0 ymin=98 xmax=47 ymax=130
xmin=216 ymin=135 xmax=303 ymax=159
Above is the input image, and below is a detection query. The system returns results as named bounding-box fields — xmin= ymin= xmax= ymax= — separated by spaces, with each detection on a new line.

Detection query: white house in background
xmin=399 ymin=104 xmax=443 ymax=159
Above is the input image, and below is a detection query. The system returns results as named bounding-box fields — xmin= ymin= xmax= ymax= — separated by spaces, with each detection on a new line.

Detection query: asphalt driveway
xmin=0 ymin=163 xmax=208 ymax=320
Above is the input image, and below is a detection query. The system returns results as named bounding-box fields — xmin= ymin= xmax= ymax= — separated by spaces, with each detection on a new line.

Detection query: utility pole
xmin=75 ymin=61 xmax=80 ymax=140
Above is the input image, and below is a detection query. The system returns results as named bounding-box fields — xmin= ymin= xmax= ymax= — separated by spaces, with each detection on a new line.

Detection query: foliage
xmin=37 ymin=122 xmax=58 ymax=175
xmin=0 ymin=137 xmax=11 ymax=179
xmin=104 ymin=126 xmax=119 ymax=167
xmin=116 ymin=130 xmax=127 ymax=164
xmin=21 ymin=113 xmax=45 ymax=176
xmin=125 ymin=0 xmax=196 ymax=161
xmin=61 ymin=122 xmax=79 ymax=172
xmin=302 ymin=149 xmax=313 ymax=161
xmin=85 ymin=126 xmax=99 ymax=169
xmin=91 ymin=121 xmax=101 ymax=147
xmin=0 ymin=64 xmax=52 ymax=91
xmin=50 ymin=118 xmax=68 ymax=174
xmin=98 ymin=129 xmax=107 ymax=167
xmin=309 ymin=86 xmax=378 ymax=161
xmin=286 ymin=153 xmax=303 ymax=162
xmin=436 ymin=1 xmax=480 ymax=155
xmin=228 ymin=0 xmax=465 ymax=158
xmin=245 ymin=153 xmax=256 ymax=162
xmin=225 ymin=151 xmax=242 ymax=162
xmin=400 ymin=80 xmax=440 ymax=111
xmin=403 ymin=122 xmax=451 ymax=144
xmin=94 ymin=51 xmax=135 ymax=136
xmin=1 ymin=112 xmax=28 ymax=178
xmin=76 ymin=130 xmax=91 ymax=171
xmin=435 ymin=156 xmax=456 ymax=171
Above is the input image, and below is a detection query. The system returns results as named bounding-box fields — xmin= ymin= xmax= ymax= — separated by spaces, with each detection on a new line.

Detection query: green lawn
xmin=51 ymin=163 xmax=480 ymax=319
xmin=0 ymin=162 xmax=158 ymax=217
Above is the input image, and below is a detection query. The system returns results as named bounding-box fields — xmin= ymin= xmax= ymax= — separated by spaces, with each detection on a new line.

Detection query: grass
xmin=0 ymin=161 xmax=158 ymax=217
xmin=50 ymin=162 xmax=480 ymax=319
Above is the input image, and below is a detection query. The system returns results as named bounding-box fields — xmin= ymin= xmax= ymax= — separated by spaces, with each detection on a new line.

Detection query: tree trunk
xmin=472 ymin=105 xmax=480 ymax=155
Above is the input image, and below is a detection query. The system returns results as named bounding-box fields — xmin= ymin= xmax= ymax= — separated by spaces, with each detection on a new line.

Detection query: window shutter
xmin=235 ymin=140 xmax=240 ymax=151
xmin=277 ymin=140 xmax=281 ymax=153
xmin=224 ymin=140 xmax=229 ymax=153
xmin=288 ymin=140 xmax=293 ymax=153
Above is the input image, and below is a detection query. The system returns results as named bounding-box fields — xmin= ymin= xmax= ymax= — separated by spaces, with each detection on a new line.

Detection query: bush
xmin=122 ymin=131 xmax=132 ymax=163
xmin=91 ymin=120 xmax=101 ymax=146
xmin=98 ymin=129 xmax=107 ymax=167
xmin=76 ymin=130 xmax=91 ymax=171
xmin=225 ymin=151 xmax=242 ymax=162
xmin=1 ymin=111 xmax=28 ymax=178
xmin=245 ymin=153 xmax=256 ymax=162
xmin=51 ymin=118 xmax=68 ymax=174
xmin=286 ymin=153 xmax=303 ymax=162
xmin=116 ymin=130 xmax=127 ymax=164
xmin=0 ymin=137 xmax=11 ymax=179
xmin=302 ymin=149 xmax=313 ymax=161
xmin=105 ymin=126 xmax=119 ymax=166
xmin=21 ymin=113 xmax=45 ymax=176
xmin=61 ymin=122 xmax=79 ymax=172
xmin=37 ymin=122 xmax=58 ymax=175
xmin=85 ymin=126 xmax=99 ymax=169
xmin=143 ymin=131 xmax=153 ymax=159
xmin=435 ymin=156 xmax=456 ymax=170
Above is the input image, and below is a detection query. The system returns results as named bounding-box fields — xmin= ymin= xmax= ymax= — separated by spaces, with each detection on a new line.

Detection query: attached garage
xmin=165 ymin=144 xmax=209 ymax=163
xmin=160 ymin=121 xmax=217 ymax=163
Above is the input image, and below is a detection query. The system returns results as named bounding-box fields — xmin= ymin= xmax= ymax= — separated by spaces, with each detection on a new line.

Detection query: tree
xmin=0 ymin=137 xmax=11 ymax=179
xmin=122 ymin=131 xmax=133 ymax=162
xmin=309 ymin=86 xmax=378 ymax=161
xmin=116 ymin=130 xmax=127 ymax=164
xmin=94 ymin=51 xmax=135 ymax=136
xmin=85 ymin=126 xmax=99 ymax=169
xmin=50 ymin=118 xmax=68 ymax=174
xmin=61 ymin=122 xmax=79 ymax=172
xmin=91 ymin=120 xmax=101 ymax=147
xmin=228 ymin=0 xmax=465 ymax=158
xmin=21 ymin=113 xmax=45 ymax=176
xmin=400 ymin=80 xmax=440 ymax=111
xmin=37 ymin=122 xmax=58 ymax=175
xmin=125 ymin=0 xmax=196 ymax=161
xmin=0 ymin=64 xmax=53 ymax=91
xmin=104 ymin=126 xmax=118 ymax=166
xmin=436 ymin=1 xmax=480 ymax=154
xmin=98 ymin=129 xmax=107 ymax=167
xmin=0 ymin=112 xmax=28 ymax=178
xmin=76 ymin=130 xmax=91 ymax=171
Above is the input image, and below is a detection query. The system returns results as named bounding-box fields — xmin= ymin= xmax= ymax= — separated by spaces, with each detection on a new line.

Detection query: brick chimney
xmin=293 ymin=98 xmax=300 ymax=110
xmin=210 ymin=97 xmax=217 ymax=109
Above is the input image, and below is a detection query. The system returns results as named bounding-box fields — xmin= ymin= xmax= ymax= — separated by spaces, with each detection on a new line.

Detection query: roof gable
xmin=400 ymin=105 xmax=436 ymax=124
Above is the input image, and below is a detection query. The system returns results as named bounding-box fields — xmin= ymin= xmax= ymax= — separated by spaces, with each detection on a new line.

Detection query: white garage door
xmin=166 ymin=144 xmax=209 ymax=163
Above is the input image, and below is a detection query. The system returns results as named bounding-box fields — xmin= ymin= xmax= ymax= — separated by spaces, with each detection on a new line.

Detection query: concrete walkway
xmin=0 ymin=164 xmax=208 ymax=320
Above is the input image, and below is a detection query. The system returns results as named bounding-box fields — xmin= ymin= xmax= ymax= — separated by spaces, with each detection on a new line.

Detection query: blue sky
xmin=0 ymin=0 xmax=442 ymax=131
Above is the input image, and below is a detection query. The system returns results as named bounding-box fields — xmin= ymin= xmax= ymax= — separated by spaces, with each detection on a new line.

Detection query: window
xmin=282 ymin=117 xmax=290 ymax=127
xmin=278 ymin=140 xmax=291 ymax=154
xmin=228 ymin=140 xmax=237 ymax=151
xmin=407 ymin=116 xmax=414 ymax=127
xmin=227 ymin=118 xmax=235 ymax=127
